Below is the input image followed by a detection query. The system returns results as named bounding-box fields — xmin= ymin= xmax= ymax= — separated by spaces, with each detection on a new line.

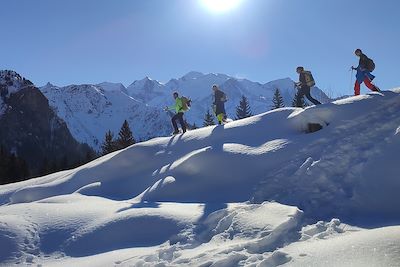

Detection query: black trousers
xmin=171 ymin=112 xmax=186 ymax=132
xmin=298 ymin=86 xmax=321 ymax=106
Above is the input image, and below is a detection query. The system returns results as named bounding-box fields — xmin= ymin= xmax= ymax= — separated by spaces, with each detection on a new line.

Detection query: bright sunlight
xmin=201 ymin=0 xmax=243 ymax=13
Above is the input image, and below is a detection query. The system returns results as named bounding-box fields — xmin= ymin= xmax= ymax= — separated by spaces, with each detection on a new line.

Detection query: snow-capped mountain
xmin=40 ymin=72 xmax=330 ymax=151
xmin=0 ymin=70 xmax=93 ymax=176
xmin=127 ymin=71 xmax=331 ymax=125
xmin=0 ymin=89 xmax=399 ymax=266
xmin=40 ymin=83 xmax=171 ymax=151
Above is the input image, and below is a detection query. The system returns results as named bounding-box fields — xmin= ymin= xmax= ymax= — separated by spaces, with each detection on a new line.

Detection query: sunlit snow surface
xmin=0 ymin=89 xmax=399 ymax=266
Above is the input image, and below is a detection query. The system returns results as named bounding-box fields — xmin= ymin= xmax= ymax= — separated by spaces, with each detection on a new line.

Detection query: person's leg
xmin=354 ymin=80 xmax=361 ymax=95
xmin=217 ymin=113 xmax=224 ymax=124
xmin=363 ymin=77 xmax=379 ymax=92
xmin=296 ymin=88 xmax=306 ymax=107
xmin=178 ymin=112 xmax=186 ymax=132
xmin=171 ymin=114 xmax=179 ymax=133
xmin=305 ymin=90 xmax=321 ymax=105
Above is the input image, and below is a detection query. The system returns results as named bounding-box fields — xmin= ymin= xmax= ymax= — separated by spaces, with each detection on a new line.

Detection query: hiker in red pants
xmin=351 ymin=49 xmax=380 ymax=96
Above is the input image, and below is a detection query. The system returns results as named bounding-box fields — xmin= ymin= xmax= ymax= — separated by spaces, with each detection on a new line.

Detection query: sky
xmin=1 ymin=0 xmax=399 ymax=97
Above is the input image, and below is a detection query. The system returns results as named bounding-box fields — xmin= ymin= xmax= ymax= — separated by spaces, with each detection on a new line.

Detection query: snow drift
xmin=0 ymin=89 xmax=399 ymax=266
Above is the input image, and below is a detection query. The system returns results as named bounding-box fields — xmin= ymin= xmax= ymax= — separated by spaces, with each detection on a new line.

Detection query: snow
xmin=127 ymin=72 xmax=330 ymax=127
xmin=38 ymin=72 xmax=330 ymax=151
xmin=40 ymin=83 xmax=171 ymax=150
xmin=0 ymin=89 xmax=399 ymax=266
xmin=0 ymin=70 xmax=30 ymax=116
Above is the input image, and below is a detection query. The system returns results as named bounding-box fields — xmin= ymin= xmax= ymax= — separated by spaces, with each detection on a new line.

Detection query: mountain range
xmin=40 ymin=71 xmax=331 ymax=150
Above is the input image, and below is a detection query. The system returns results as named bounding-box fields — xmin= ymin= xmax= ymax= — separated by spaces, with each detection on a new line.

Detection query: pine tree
xmin=236 ymin=95 xmax=253 ymax=119
xmin=271 ymin=88 xmax=285 ymax=110
xmin=203 ymin=109 xmax=215 ymax=126
xmin=116 ymin=120 xmax=135 ymax=149
xmin=101 ymin=130 xmax=117 ymax=155
xmin=292 ymin=92 xmax=307 ymax=108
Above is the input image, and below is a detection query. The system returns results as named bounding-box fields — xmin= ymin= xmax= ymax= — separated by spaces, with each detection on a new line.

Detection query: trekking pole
xmin=349 ymin=68 xmax=354 ymax=93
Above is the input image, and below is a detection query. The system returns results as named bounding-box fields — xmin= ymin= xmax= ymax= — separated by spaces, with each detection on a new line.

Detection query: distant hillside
xmin=0 ymin=70 xmax=95 ymax=184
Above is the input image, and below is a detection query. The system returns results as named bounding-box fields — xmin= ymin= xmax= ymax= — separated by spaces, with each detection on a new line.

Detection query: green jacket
xmin=167 ymin=97 xmax=184 ymax=113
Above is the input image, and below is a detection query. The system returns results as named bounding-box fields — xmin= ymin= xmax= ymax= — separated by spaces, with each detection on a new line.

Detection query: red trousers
xmin=354 ymin=78 xmax=378 ymax=96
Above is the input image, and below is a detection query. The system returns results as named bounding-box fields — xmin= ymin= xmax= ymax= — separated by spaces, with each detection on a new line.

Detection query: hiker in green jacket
xmin=164 ymin=92 xmax=187 ymax=134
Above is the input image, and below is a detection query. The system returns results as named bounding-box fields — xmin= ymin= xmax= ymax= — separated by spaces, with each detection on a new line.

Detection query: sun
xmin=201 ymin=0 xmax=243 ymax=13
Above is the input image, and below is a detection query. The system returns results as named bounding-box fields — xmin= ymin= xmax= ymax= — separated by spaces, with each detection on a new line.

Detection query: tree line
xmin=203 ymin=88 xmax=307 ymax=126
xmin=0 ymin=120 xmax=136 ymax=185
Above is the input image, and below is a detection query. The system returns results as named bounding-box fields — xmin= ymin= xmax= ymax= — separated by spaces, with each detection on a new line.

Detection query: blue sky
xmin=1 ymin=0 xmax=399 ymax=96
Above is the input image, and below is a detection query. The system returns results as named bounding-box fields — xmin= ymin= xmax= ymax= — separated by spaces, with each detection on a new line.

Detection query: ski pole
xmin=349 ymin=68 xmax=354 ymax=93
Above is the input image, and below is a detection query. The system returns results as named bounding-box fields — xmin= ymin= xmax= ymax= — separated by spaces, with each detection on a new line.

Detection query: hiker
xmin=164 ymin=91 xmax=187 ymax=134
xmin=212 ymin=85 xmax=227 ymax=125
xmin=295 ymin=66 xmax=321 ymax=106
xmin=351 ymin=49 xmax=380 ymax=95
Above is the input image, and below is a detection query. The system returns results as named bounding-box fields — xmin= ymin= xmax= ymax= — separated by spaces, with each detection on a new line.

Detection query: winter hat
xmin=355 ymin=48 xmax=362 ymax=54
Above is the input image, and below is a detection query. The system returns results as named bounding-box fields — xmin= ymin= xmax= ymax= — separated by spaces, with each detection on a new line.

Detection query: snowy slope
xmin=40 ymin=83 xmax=171 ymax=150
xmin=0 ymin=89 xmax=399 ymax=266
xmin=127 ymin=71 xmax=331 ymax=125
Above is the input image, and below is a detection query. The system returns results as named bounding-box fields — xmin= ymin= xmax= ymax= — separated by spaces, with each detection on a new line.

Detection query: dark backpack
xmin=366 ymin=57 xmax=375 ymax=72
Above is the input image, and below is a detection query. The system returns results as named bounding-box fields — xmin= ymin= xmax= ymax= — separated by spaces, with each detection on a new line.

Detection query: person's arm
xmin=164 ymin=102 xmax=177 ymax=111
xmin=358 ymin=54 xmax=368 ymax=70
xmin=176 ymin=98 xmax=183 ymax=112
xmin=298 ymin=73 xmax=305 ymax=87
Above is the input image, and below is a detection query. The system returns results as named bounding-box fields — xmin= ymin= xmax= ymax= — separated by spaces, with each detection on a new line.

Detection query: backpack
xmin=181 ymin=96 xmax=191 ymax=111
xmin=366 ymin=57 xmax=375 ymax=72
xmin=220 ymin=92 xmax=227 ymax=102
xmin=303 ymin=71 xmax=315 ymax=87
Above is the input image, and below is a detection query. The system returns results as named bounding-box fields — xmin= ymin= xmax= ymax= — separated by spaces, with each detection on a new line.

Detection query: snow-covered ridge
xmin=0 ymin=89 xmax=399 ymax=265
xmin=126 ymin=71 xmax=331 ymax=126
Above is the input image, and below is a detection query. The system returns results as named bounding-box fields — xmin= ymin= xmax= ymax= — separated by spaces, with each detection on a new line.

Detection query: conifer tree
xmin=101 ymin=130 xmax=117 ymax=155
xmin=116 ymin=120 xmax=135 ymax=149
xmin=292 ymin=92 xmax=307 ymax=108
xmin=271 ymin=88 xmax=285 ymax=110
xmin=236 ymin=95 xmax=253 ymax=119
xmin=203 ymin=109 xmax=215 ymax=126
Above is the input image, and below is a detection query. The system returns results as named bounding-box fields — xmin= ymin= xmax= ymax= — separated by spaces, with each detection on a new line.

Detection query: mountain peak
xmin=182 ymin=71 xmax=205 ymax=80
xmin=97 ymin=82 xmax=127 ymax=94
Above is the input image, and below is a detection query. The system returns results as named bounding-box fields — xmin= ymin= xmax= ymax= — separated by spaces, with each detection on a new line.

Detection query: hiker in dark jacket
xmin=212 ymin=85 xmax=227 ymax=125
xmin=164 ymin=91 xmax=186 ymax=134
xmin=295 ymin=66 xmax=321 ymax=106
xmin=352 ymin=49 xmax=380 ymax=95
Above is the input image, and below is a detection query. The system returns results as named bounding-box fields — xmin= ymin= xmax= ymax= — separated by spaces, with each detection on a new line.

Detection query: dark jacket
xmin=358 ymin=53 xmax=370 ymax=70
xmin=213 ymin=89 xmax=226 ymax=115
xmin=298 ymin=72 xmax=308 ymax=89
xmin=356 ymin=53 xmax=375 ymax=83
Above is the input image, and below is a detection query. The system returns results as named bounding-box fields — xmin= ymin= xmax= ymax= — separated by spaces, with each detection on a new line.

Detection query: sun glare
xmin=202 ymin=0 xmax=243 ymax=13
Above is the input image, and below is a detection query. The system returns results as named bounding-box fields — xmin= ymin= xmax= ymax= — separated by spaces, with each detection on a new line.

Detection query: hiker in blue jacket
xmin=351 ymin=49 xmax=380 ymax=95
